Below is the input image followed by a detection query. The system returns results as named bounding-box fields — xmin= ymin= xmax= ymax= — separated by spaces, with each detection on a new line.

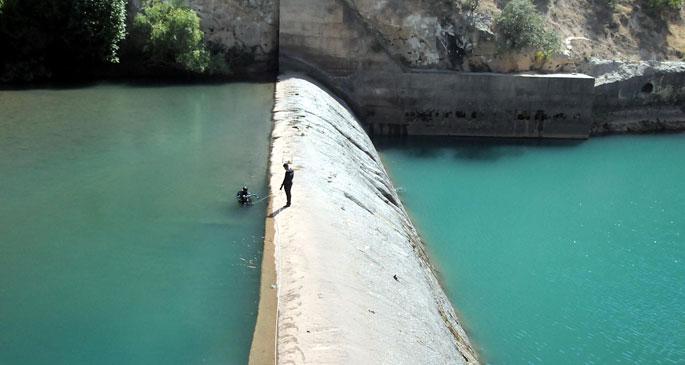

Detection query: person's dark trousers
xmin=284 ymin=184 xmax=292 ymax=206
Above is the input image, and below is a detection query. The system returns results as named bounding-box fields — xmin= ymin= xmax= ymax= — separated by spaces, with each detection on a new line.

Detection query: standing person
xmin=280 ymin=162 xmax=294 ymax=207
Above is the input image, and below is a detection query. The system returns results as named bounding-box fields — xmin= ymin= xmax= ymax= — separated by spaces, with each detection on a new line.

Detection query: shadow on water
xmin=0 ymin=79 xmax=101 ymax=91
xmin=0 ymin=75 xmax=275 ymax=91
xmin=373 ymin=136 xmax=584 ymax=162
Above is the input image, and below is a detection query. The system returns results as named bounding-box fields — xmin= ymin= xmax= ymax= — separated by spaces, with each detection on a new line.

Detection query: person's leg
xmin=284 ymin=185 xmax=292 ymax=206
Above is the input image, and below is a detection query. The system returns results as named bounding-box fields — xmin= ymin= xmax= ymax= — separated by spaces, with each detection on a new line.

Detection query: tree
xmin=69 ymin=0 xmax=127 ymax=64
xmin=132 ymin=0 xmax=209 ymax=73
xmin=0 ymin=0 xmax=127 ymax=82
xmin=495 ymin=0 xmax=560 ymax=56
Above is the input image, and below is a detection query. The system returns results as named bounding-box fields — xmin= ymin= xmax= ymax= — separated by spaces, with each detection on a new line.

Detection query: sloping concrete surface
xmin=269 ymin=76 xmax=479 ymax=364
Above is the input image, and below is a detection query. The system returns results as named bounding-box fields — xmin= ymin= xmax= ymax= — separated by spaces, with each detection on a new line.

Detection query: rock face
xmin=188 ymin=0 xmax=277 ymax=74
xmin=128 ymin=0 xmax=277 ymax=76
xmin=269 ymin=76 xmax=479 ymax=364
xmin=289 ymin=0 xmax=571 ymax=74
xmin=331 ymin=0 xmax=475 ymax=70
xmin=579 ymin=59 xmax=685 ymax=134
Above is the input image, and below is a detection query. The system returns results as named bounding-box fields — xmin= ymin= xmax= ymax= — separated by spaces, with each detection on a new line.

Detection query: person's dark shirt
xmin=237 ymin=190 xmax=250 ymax=201
xmin=282 ymin=168 xmax=294 ymax=186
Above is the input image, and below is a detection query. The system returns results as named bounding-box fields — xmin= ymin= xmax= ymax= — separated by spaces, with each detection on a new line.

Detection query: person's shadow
xmin=268 ymin=206 xmax=288 ymax=218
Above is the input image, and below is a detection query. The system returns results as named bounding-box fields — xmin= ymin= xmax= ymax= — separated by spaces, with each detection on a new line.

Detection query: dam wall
xmin=267 ymin=76 xmax=479 ymax=364
xmin=279 ymin=0 xmax=596 ymax=138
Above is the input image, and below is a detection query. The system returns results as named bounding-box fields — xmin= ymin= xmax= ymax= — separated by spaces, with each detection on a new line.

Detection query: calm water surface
xmin=379 ymin=135 xmax=684 ymax=364
xmin=0 ymin=83 xmax=273 ymax=364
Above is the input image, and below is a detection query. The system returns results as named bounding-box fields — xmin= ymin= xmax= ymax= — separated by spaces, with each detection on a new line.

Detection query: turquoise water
xmin=0 ymin=83 xmax=273 ymax=364
xmin=379 ymin=135 xmax=685 ymax=364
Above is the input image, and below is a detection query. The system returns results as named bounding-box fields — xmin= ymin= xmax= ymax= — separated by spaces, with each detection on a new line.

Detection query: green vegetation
xmin=132 ymin=0 xmax=209 ymax=73
xmin=0 ymin=0 xmax=126 ymax=82
xmin=495 ymin=0 xmax=560 ymax=56
xmin=643 ymin=0 xmax=683 ymax=13
xmin=0 ymin=0 xmax=218 ymax=82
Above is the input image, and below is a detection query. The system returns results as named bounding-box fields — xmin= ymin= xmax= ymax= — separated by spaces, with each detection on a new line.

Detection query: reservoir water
xmin=379 ymin=135 xmax=684 ymax=364
xmin=0 ymin=83 xmax=273 ymax=364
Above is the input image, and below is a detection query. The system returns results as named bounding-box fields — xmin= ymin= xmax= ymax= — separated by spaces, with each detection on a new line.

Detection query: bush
xmin=495 ymin=0 xmax=560 ymax=56
xmin=643 ymin=0 xmax=683 ymax=13
xmin=0 ymin=0 xmax=127 ymax=82
xmin=132 ymin=0 xmax=209 ymax=73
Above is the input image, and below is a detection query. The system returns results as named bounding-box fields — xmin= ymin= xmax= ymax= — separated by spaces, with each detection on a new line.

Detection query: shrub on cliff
xmin=495 ymin=0 xmax=560 ymax=56
xmin=0 ymin=0 xmax=127 ymax=82
xmin=643 ymin=0 xmax=683 ymax=13
xmin=132 ymin=0 xmax=209 ymax=73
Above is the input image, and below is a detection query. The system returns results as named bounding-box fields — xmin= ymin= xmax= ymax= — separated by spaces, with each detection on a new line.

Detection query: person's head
xmin=242 ymin=186 xmax=248 ymax=192
xmin=283 ymin=163 xmax=289 ymax=170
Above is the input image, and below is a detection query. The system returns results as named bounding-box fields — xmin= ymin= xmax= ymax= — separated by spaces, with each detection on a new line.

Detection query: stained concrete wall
xmin=279 ymin=0 xmax=596 ymax=138
xmin=348 ymin=71 xmax=595 ymax=138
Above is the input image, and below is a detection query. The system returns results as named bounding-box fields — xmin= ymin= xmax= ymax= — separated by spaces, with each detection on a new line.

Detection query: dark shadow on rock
xmin=533 ymin=0 xmax=551 ymax=14
xmin=632 ymin=4 xmax=672 ymax=60
xmin=586 ymin=0 xmax=617 ymax=32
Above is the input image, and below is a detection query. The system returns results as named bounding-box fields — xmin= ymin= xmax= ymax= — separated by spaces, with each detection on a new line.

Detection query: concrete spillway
xmin=265 ymin=76 xmax=478 ymax=364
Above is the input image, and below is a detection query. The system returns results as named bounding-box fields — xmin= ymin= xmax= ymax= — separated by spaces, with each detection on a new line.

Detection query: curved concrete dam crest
xmin=263 ymin=76 xmax=478 ymax=364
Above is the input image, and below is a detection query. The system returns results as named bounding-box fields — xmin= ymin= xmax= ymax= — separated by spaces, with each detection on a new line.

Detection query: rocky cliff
xmin=188 ymin=0 xmax=277 ymax=74
xmin=580 ymin=59 xmax=685 ymax=134
xmin=333 ymin=0 xmax=685 ymax=73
